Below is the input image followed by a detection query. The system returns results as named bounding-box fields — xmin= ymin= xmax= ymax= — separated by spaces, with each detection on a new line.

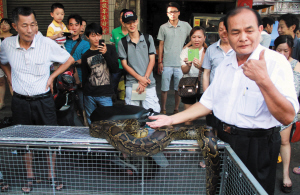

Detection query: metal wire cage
xmin=0 ymin=125 xmax=267 ymax=195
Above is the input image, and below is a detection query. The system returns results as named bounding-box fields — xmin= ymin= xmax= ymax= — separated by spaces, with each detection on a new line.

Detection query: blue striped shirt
xmin=0 ymin=34 xmax=70 ymax=96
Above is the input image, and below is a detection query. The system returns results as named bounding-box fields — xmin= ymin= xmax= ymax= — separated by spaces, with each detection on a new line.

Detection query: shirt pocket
xmin=237 ymin=90 xmax=264 ymax=117
xmin=33 ymin=63 xmax=48 ymax=76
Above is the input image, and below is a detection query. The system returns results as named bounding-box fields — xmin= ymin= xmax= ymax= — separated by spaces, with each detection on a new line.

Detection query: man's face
xmin=266 ymin=24 xmax=273 ymax=34
xmin=68 ymin=18 xmax=81 ymax=36
xmin=80 ymin=21 xmax=86 ymax=35
xmin=278 ymin=20 xmax=295 ymax=36
xmin=88 ymin=32 xmax=102 ymax=48
xmin=218 ymin=21 xmax=228 ymax=43
xmin=50 ymin=8 xmax=64 ymax=24
xmin=124 ymin=20 xmax=138 ymax=33
xmin=227 ymin=9 xmax=262 ymax=57
xmin=167 ymin=7 xmax=180 ymax=21
xmin=12 ymin=13 xmax=37 ymax=43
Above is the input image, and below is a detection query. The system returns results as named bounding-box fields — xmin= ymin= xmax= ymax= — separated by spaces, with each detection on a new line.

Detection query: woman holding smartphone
xmin=180 ymin=26 xmax=207 ymax=126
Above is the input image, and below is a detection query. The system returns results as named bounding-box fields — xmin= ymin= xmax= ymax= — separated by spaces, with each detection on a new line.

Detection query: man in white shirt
xmin=147 ymin=7 xmax=298 ymax=195
xmin=0 ymin=7 xmax=74 ymax=193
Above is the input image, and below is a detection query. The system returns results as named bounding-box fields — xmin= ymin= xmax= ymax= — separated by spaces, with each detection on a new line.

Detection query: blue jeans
xmin=84 ymin=96 xmax=113 ymax=124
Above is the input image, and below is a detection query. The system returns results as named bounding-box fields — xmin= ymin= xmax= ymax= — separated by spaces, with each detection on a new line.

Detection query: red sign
xmin=100 ymin=0 xmax=109 ymax=35
xmin=0 ymin=0 xmax=3 ymax=20
xmin=237 ymin=0 xmax=253 ymax=8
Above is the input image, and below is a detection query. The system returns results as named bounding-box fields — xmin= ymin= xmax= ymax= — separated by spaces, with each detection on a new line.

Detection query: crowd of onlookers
xmin=0 ymin=1 xmax=300 ymax=194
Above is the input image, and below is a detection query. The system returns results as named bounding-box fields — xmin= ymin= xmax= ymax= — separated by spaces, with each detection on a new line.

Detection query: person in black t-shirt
xmin=81 ymin=23 xmax=119 ymax=124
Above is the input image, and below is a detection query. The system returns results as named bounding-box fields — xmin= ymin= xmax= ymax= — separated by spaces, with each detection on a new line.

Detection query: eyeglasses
xmin=167 ymin=11 xmax=179 ymax=14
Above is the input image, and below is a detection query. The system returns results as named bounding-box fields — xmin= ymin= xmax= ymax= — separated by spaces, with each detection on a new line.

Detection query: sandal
xmin=0 ymin=179 xmax=9 ymax=192
xmin=160 ymin=110 xmax=166 ymax=114
xmin=281 ymin=183 xmax=292 ymax=193
xmin=173 ymin=110 xmax=179 ymax=114
xmin=293 ymin=166 xmax=300 ymax=174
xmin=48 ymin=177 xmax=64 ymax=191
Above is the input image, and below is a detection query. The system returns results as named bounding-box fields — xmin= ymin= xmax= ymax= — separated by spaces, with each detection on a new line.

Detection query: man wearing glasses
xmin=157 ymin=2 xmax=192 ymax=115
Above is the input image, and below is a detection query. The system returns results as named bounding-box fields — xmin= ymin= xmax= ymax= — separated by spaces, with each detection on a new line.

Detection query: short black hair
xmin=120 ymin=9 xmax=128 ymax=16
xmin=224 ymin=7 xmax=261 ymax=31
xmin=67 ymin=14 xmax=82 ymax=25
xmin=82 ymin=19 xmax=87 ymax=24
xmin=278 ymin=14 xmax=299 ymax=34
xmin=85 ymin=22 xmax=103 ymax=37
xmin=219 ymin=16 xmax=225 ymax=27
xmin=274 ymin=35 xmax=294 ymax=50
xmin=262 ymin=17 xmax=275 ymax=28
xmin=12 ymin=7 xmax=36 ymax=24
xmin=51 ymin=3 xmax=65 ymax=13
xmin=0 ymin=18 xmax=12 ymax=29
xmin=166 ymin=2 xmax=180 ymax=12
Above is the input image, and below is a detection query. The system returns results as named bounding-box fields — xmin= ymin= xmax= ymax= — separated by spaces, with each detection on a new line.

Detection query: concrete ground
xmin=0 ymin=73 xmax=300 ymax=194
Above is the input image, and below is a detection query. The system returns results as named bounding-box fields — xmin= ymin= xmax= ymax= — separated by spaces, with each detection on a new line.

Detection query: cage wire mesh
xmin=0 ymin=125 xmax=266 ymax=195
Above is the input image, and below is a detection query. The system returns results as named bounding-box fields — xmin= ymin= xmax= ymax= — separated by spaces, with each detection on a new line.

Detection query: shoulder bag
xmin=178 ymin=68 xmax=202 ymax=98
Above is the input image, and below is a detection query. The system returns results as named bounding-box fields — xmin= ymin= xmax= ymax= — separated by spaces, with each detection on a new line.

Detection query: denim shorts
xmin=161 ymin=67 xmax=183 ymax=91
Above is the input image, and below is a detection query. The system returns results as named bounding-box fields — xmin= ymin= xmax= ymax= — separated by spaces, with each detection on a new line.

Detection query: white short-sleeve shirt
xmin=200 ymin=44 xmax=299 ymax=129
xmin=0 ymin=34 xmax=70 ymax=96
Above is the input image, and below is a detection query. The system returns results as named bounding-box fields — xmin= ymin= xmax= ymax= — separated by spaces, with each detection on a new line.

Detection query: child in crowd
xmin=46 ymin=3 xmax=70 ymax=49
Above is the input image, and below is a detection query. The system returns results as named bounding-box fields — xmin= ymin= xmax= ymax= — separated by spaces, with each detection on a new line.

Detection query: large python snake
xmin=90 ymin=119 xmax=220 ymax=195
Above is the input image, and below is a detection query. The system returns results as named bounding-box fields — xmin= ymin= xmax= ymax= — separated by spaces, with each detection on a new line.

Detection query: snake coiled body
xmin=90 ymin=119 xmax=220 ymax=195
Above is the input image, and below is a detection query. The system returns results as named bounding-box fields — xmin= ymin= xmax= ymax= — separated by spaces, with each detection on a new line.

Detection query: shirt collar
xmin=52 ymin=20 xmax=62 ymax=27
xmin=217 ymin=39 xmax=234 ymax=54
xmin=226 ymin=44 xmax=263 ymax=69
xmin=168 ymin=20 xmax=181 ymax=28
xmin=216 ymin=39 xmax=221 ymax=47
xmin=126 ymin=31 xmax=143 ymax=42
xmin=16 ymin=34 xmax=36 ymax=49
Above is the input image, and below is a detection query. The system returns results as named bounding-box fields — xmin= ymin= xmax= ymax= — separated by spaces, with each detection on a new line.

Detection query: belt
xmin=14 ymin=91 xmax=52 ymax=101
xmin=216 ymin=118 xmax=280 ymax=137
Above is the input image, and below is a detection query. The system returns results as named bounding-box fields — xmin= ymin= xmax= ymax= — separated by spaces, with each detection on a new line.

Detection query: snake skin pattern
xmin=90 ymin=119 xmax=220 ymax=195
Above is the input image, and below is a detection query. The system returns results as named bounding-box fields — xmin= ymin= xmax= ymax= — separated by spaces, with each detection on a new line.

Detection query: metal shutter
xmin=7 ymin=0 xmax=100 ymax=36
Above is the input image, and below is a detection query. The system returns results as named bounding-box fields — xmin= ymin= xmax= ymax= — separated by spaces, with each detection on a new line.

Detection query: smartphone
xmin=63 ymin=32 xmax=72 ymax=36
xmin=99 ymin=39 xmax=105 ymax=46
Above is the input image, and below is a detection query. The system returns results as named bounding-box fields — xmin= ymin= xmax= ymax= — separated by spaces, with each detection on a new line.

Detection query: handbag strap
xmin=198 ymin=68 xmax=203 ymax=82
xmin=70 ymin=37 xmax=82 ymax=56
